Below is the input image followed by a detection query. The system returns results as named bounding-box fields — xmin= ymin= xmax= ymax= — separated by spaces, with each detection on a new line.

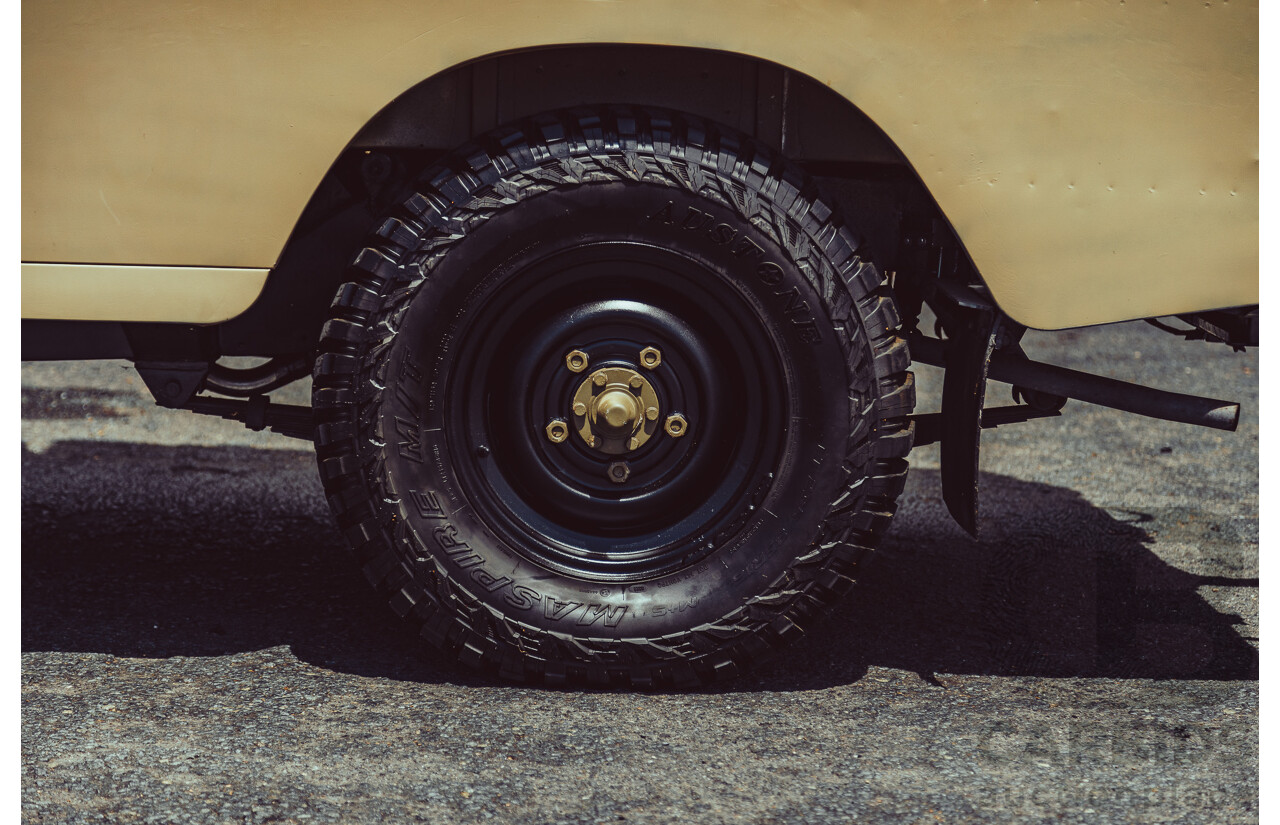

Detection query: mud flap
xmin=934 ymin=283 xmax=999 ymax=536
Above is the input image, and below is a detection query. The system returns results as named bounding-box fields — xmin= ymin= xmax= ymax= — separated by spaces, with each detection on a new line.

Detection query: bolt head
xmin=645 ymin=406 xmax=659 ymax=421
xmin=628 ymin=376 xmax=644 ymax=390
xmin=591 ymin=371 xmax=608 ymax=387
xmin=572 ymin=401 xmax=587 ymax=416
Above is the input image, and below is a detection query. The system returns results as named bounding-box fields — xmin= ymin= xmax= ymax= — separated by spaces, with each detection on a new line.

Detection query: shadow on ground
xmin=22 ymin=441 xmax=1257 ymax=691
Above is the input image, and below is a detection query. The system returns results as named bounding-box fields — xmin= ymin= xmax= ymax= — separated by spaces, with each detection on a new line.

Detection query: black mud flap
xmin=934 ymin=283 xmax=999 ymax=536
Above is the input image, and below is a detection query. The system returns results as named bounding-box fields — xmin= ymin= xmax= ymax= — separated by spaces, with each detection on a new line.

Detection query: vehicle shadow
xmin=743 ymin=470 xmax=1259 ymax=692
xmin=21 ymin=441 xmax=1257 ymax=690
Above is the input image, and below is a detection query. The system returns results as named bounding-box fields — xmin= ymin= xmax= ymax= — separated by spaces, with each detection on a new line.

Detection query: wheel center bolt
xmin=596 ymin=389 xmax=639 ymax=432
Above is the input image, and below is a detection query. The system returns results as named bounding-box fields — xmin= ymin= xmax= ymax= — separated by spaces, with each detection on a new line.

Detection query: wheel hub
xmin=443 ymin=243 xmax=787 ymax=580
xmin=570 ymin=365 xmax=663 ymax=455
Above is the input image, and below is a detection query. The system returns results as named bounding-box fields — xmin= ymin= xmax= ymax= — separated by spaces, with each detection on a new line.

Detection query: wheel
xmin=312 ymin=107 xmax=914 ymax=686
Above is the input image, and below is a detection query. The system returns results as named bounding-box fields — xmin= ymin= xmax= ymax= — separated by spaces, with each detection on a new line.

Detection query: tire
xmin=312 ymin=107 xmax=914 ymax=687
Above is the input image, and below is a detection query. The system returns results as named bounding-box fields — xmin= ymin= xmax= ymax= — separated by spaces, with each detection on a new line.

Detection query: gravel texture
xmin=21 ymin=321 xmax=1258 ymax=824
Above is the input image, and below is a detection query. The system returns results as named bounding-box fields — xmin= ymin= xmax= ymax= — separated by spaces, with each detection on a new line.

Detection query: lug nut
xmin=664 ymin=413 xmax=688 ymax=438
xmin=545 ymin=420 xmax=569 ymax=443
xmin=592 ymin=371 xmax=608 ymax=387
xmin=629 ymin=375 xmax=644 ymax=390
xmin=645 ymin=406 xmax=659 ymax=421
xmin=565 ymin=350 xmax=589 ymax=373
xmin=639 ymin=347 xmax=662 ymax=369
xmin=607 ymin=461 xmax=631 ymax=484
xmin=572 ymin=401 xmax=587 ymax=416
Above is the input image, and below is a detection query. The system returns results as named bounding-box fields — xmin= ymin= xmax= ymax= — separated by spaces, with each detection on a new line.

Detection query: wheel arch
xmin=215 ymin=44 xmax=939 ymax=357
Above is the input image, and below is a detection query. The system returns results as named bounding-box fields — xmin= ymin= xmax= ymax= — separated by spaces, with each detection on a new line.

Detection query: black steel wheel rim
xmin=445 ymin=241 xmax=789 ymax=582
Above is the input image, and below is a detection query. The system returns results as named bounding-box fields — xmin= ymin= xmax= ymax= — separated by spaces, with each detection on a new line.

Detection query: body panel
xmin=22 ymin=0 xmax=1256 ymax=329
xmin=21 ymin=264 xmax=269 ymax=324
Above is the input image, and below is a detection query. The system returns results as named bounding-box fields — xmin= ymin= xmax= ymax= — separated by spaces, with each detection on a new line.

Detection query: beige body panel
xmin=21 ymin=264 xmax=270 ymax=324
xmin=23 ymin=0 xmax=1256 ymax=329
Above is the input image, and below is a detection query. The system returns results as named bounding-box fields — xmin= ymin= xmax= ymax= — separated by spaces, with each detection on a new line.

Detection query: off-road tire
xmin=312 ymin=107 xmax=914 ymax=687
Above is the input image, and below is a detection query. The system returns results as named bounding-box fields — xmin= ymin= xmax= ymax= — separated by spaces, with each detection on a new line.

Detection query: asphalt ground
xmin=21 ymin=320 xmax=1258 ymax=824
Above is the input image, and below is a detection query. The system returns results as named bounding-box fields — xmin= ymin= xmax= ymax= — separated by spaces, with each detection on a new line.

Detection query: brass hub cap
xmin=573 ymin=367 xmax=661 ymax=455
xmin=597 ymin=389 xmax=640 ymax=431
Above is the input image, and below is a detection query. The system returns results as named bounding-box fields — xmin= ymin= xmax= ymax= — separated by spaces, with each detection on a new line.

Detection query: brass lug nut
xmin=565 ymin=350 xmax=589 ymax=373
xmin=572 ymin=401 xmax=588 ymax=416
xmin=591 ymin=371 xmax=608 ymax=387
xmin=645 ymin=406 xmax=659 ymax=421
xmin=664 ymin=413 xmax=688 ymax=438
xmin=629 ymin=375 xmax=644 ymax=390
xmin=639 ymin=346 xmax=662 ymax=369
xmin=545 ymin=419 xmax=569 ymax=443
xmin=607 ymin=461 xmax=631 ymax=484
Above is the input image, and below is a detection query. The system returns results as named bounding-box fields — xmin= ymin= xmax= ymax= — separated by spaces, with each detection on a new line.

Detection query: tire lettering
xmin=680 ymin=206 xmax=714 ymax=232
xmin=409 ymin=489 xmax=446 ymax=519
xmin=394 ymin=384 xmax=421 ymax=418
xmin=729 ymin=236 xmax=765 ymax=260
xmin=647 ymin=598 xmax=698 ymax=618
xmin=647 ymin=201 xmax=675 ymax=224
xmin=707 ymin=222 xmax=737 ymax=245
xmin=544 ymin=597 xmax=582 ymax=621
xmin=471 ymin=570 xmax=513 ymax=593
xmin=795 ymin=325 xmax=822 ymax=344
xmin=504 ymin=585 xmax=541 ymax=611
xmin=650 ymin=206 xmax=818 ymax=343
xmin=415 ymin=517 xmax=627 ymax=627
xmin=432 ymin=524 xmax=470 ymax=553
xmin=395 ymin=417 xmax=424 ymax=463
xmin=756 ymin=262 xmax=784 ymax=286
xmin=578 ymin=604 xmax=628 ymax=627
xmin=770 ymin=284 xmax=822 ymax=344
xmin=773 ymin=285 xmax=807 ymax=317
xmin=402 ymin=354 xmax=424 ymax=385
xmin=730 ymin=554 xmax=765 ymax=584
